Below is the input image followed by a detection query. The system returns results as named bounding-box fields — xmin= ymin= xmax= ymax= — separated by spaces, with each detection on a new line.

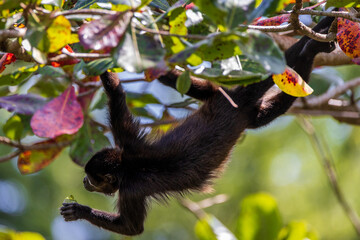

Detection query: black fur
xmin=60 ymin=17 xmax=335 ymax=235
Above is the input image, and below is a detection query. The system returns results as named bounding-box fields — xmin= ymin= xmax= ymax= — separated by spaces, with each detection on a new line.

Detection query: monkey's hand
xmin=60 ymin=202 xmax=91 ymax=221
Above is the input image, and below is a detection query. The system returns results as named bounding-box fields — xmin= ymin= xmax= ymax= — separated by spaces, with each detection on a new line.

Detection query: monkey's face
xmin=83 ymin=173 xmax=118 ymax=195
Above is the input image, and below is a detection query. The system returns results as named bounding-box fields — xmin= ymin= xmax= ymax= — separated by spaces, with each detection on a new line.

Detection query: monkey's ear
xmin=104 ymin=174 xmax=117 ymax=183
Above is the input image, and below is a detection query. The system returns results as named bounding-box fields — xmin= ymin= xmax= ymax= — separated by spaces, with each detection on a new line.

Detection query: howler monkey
xmin=60 ymin=17 xmax=335 ymax=235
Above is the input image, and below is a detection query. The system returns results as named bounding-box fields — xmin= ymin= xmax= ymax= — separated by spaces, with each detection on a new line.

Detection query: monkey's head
xmin=83 ymin=148 xmax=122 ymax=195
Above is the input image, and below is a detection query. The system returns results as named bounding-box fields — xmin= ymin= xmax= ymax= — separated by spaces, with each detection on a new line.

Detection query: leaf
xmin=169 ymin=7 xmax=187 ymax=36
xmin=236 ymin=193 xmax=282 ymax=240
xmin=195 ymin=215 xmax=238 ymax=240
xmin=44 ymin=15 xmax=72 ymax=53
xmin=3 ymin=115 xmax=23 ymax=141
xmin=176 ymin=70 xmax=191 ymax=94
xmin=31 ymin=87 xmax=84 ymax=138
xmin=326 ymin=0 xmax=360 ymax=7
xmin=272 ymin=67 xmax=313 ymax=97
xmin=250 ymin=0 xmax=293 ymax=20
xmin=193 ymin=67 xmax=264 ymax=86
xmin=83 ymin=58 xmax=114 ymax=76
xmin=239 ymin=30 xmax=286 ymax=74
xmin=192 ymin=0 xmax=227 ymax=30
xmin=126 ymin=91 xmax=160 ymax=107
xmin=278 ymin=221 xmax=319 ymax=240
xmin=0 ymin=229 xmax=46 ymax=240
xmin=63 ymin=195 xmax=77 ymax=203
xmin=0 ymin=94 xmax=47 ymax=115
xmin=0 ymin=64 xmax=38 ymax=86
xmin=197 ymin=33 xmax=242 ymax=61
xmin=17 ymin=135 xmax=71 ymax=174
xmin=144 ymin=61 xmax=169 ymax=81
xmin=114 ymin=28 xmax=165 ymax=72
xmin=0 ymin=53 xmax=16 ymax=73
xmin=149 ymin=0 xmax=170 ymax=10
xmin=78 ymin=11 xmax=133 ymax=50
xmin=337 ymin=17 xmax=360 ymax=64
xmin=69 ymin=122 xmax=110 ymax=166
xmin=253 ymin=14 xmax=290 ymax=26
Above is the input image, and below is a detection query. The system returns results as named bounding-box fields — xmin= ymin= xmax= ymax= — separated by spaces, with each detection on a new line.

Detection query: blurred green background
xmin=1 ymin=109 xmax=359 ymax=240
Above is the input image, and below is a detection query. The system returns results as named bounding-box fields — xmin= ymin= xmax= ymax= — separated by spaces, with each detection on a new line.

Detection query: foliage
xmin=1 ymin=0 xmax=360 ymax=239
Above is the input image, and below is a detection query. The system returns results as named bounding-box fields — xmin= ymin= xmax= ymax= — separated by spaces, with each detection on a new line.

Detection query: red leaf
xmin=185 ymin=3 xmax=195 ymax=10
xmin=337 ymin=17 xmax=360 ymax=64
xmin=17 ymin=135 xmax=70 ymax=174
xmin=0 ymin=53 xmax=16 ymax=73
xmin=31 ymin=86 xmax=84 ymax=138
xmin=49 ymin=45 xmax=80 ymax=67
xmin=253 ymin=14 xmax=290 ymax=26
xmin=78 ymin=11 xmax=133 ymax=50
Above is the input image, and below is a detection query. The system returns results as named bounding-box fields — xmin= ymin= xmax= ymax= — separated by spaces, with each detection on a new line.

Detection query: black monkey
xmin=60 ymin=17 xmax=335 ymax=235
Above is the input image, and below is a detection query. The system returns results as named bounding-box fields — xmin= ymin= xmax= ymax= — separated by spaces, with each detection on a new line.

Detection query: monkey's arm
xmin=60 ymin=196 xmax=146 ymax=236
xmin=100 ymin=72 xmax=143 ymax=148
xmin=158 ymin=69 xmax=218 ymax=101
xmin=247 ymin=16 xmax=335 ymax=129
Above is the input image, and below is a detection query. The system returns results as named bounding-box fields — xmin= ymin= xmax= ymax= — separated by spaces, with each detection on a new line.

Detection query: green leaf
xmin=114 ymin=28 xmax=165 ymax=73
xmin=126 ymin=92 xmax=160 ymax=107
xmin=195 ymin=215 xmax=238 ymax=240
xmin=236 ymin=192 xmax=282 ymax=240
xmin=278 ymin=221 xmax=319 ymax=240
xmin=192 ymin=67 xmax=265 ymax=86
xmin=0 ymin=64 xmax=38 ymax=86
xmin=192 ymin=0 xmax=227 ymax=30
xmin=70 ymin=122 xmax=110 ymax=166
xmin=197 ymin=33 xmax=242 ymax=61
xmin=195 ymin=218 xmax=218 ymax=240
xmin=326 ymin=0 xmax=360 ymax=7
xmin=176 ymin=70 xmax=191 ymax=94
xmin=150 ymin=0 xmax=170 ymax=10
xmin=3 ymin=115 xmax=23 ymax=141
xmin=84 ymin=58 xmax=114 ymax=76
xmin=238 ymin=30 xmax=285 ymax=74
xmin=0 ymin=229 xmax=45 ymax=240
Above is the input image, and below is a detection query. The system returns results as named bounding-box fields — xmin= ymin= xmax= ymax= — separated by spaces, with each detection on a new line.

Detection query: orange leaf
xmin=17 ymin=135 xmax=70 ymax=174
xmin=272 ymin=67 xmax=313 ymax=97
xmin=31 ymin=86 xmax=84 ymax=138
xmin=337 ymin=17 xmax=360 ymax=63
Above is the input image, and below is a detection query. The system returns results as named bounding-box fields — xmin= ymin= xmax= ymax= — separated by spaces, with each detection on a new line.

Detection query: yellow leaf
xmin=272 ymin=67 xmax=313 ymax=97
xmin=47 ymin=15 xmax=71 ymax=53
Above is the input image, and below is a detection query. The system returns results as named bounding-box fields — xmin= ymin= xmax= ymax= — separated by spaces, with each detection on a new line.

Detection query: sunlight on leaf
xmin=46 ymin=15 xmax=71 ymax=53
xmin=272 ymin=67 xmax=313 ymax=97
xmin=278 ymin=220 xmax=319 ymax=240
xmin=0 ymin=229 xmax=45 ymax=240
xmin=236 ymin=192 xmax=282 ymax=240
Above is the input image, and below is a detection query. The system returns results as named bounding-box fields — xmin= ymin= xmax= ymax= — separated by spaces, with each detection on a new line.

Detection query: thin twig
xmin=218 ymin=87 xmax=238 ymax=108
xmin=245 ymin=23 xmax=294 ymax=32
xmin=54 ymin=9 xmax=117 ymax=17
xmin=298 ymin=117 xmax=360 ymax=236
xmin=305 ymin=78 xmax=360 ymax=107
xmin=0 ymin=150 xmax=21 ymax=163
xmin=298 ymin=9 xmax=360 ymax=23
xmin=136 ymin=25 xmax=208 ymax=40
